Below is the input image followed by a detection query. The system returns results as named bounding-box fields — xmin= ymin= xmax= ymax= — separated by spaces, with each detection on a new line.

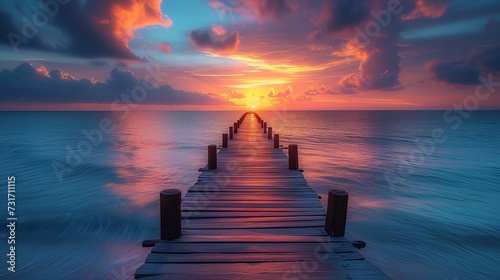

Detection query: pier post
xmin=261 ymin=120 xmax=264 ymax=128
xmin=268 ymin=127 xmax=273 ymax=139
xmin=325 ymin=189 xmax=349 ymax=237
xmin=274 ymin=134 xmax=279 ymax=148
xmin=160 ymin=189 xmax=181 ymax=240
xmin=234 ymin=123 xmax=238 ymax=133
xmin=288 ymin=144 xmax=298 ymax=170
xmin=222 ymin=133 xmax=228 ymax=148
xmin=263 ymin=122 xmax=267 ymax=133
xmin=229 ymin=127 xmax=233 ymax=139
xmin=208 ymin=144 xmax=217 ymax=169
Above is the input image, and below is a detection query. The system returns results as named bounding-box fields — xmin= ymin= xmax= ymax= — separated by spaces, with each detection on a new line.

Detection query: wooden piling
xmin=263 ymin=122 xmax=267 ymax=133
xmin=160 ymin=189 xmax=181 ymax=240
xmin=288 ymin=144 xmax=298 ymax=170
xmin=222 ymin=133 xmax=228 ymax=148
xmin=325 ymin=189 xmax=349 ymax=237
xmin=208 ymin=144 xmax=217 ymax=169
xmin=229 ymin=127 xmax=233 ymax=139
xmin=274 ymin=134 xmax=279 ymax=148
xmin=234 ymin=123 xmax=238 ymax=133
xmin=268 ymin=127 xmax=273 ymax=139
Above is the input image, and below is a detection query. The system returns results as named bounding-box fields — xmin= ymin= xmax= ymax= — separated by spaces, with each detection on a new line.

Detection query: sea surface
xmin=0 ymin=110 xmax=499 ymax=280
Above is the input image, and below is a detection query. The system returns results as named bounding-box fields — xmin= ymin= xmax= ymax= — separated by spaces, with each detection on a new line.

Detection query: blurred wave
xmin=0 ymin=110 xmax=498 ymax=279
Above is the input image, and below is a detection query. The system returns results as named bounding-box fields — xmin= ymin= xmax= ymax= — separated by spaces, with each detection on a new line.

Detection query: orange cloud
xmin=402 ymin=0 xmax=448 ymax=20
xmin=304 ymin=84 xmax=334 ymax=95
xmin=94 ymin=0 xmax=172 ymax=46
xmin=158 ymin=42 xmax=171 ymax=53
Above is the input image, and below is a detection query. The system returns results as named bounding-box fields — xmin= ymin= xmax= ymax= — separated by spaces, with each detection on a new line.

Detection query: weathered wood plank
xmin=181 ymin=215 xmax=326 ymax=224
xmin=152 ymin=235 xmax=346 ymax=243
xmin=136 ymin=262 xmax=391 ymax=279
xmin=152 ymin=242 xmax=356 ymax=254
xmin=145 ymin=252 xmax=365 ymax=263
xmin=181 ymin=211 xmax=326 ymax=218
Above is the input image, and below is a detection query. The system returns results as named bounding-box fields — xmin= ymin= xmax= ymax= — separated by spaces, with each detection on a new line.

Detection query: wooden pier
xmin=135 ymin=112 xmax=390 ymax=279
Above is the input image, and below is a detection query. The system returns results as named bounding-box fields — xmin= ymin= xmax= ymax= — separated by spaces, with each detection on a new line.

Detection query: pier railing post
xmin=229 ymin=127 xmax=233 ymax=139
xmin=208 ymin=144 xmax=217 ymax=169
xmin=263 ymin=122 xmax=267 ymax=133
xmin=160 ymin=189 xmax=181 ymax=240
xmin=325 ymin=189 xmax=349 ymax=237
xmin=234 ymin=122 xmax=238 ymax=133
xmin=222 ymin=133 xmax=228 ymax=148
xmin=288 ymin=144 xmax=298 ymax=170
xmin=268 ymin=127 xmax=273 ymax=139
xmin=274 ymin=134 xmax=279 ymax=148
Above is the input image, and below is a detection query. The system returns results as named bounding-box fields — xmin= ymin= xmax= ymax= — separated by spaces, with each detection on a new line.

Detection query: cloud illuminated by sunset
xmin=0 ymin=0 xmax=499 ymax=110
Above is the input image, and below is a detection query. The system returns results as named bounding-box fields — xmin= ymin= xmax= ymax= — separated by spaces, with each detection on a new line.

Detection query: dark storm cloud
xmin=210 ymin=0 xmax=296 ymax=21
xmin=313 ymin=0 xmax=371 ymax=37
xmin=189 ymin=29 xmax=240 ymax=54
xmin=0 ymin=0 xmax=170 ymax=59
xmin=0 ymin=63 xmax=232 ymax=106
xmin=426 ymin=46 xmax=500 ymax=85
xmin=309 ymin=0 xmax=449 ymax=92
xmin=249 ymin=0 xmax=296 ymax=20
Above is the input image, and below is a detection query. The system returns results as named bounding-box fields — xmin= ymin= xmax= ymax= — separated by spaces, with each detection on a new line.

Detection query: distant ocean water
xmin=0 ymin=110 xmax=499 ymax=280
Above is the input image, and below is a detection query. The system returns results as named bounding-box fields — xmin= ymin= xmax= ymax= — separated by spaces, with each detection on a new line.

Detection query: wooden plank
xmin=181 ymin=215 xmax=326 ymax=224
xmin=145 ymin=252 xmax=365 ymax=263
xmin=182 ymin=206 xmax=325 ymax=212
xmin=182 ymin=202 xmax=323 ymax=208
xmin=180 ymin=227 xmax=326 ymax=236
xmin=139 ymin=272 xmax=390 ymax=280
xmin=136 ymin=262 xmax=391 ymax=279
xmin=183 ymin=220 xmax=325 ymax=229
xmin=182 ymin=211 xmax=326 ymax=218
xmin=152 ymin=242 xmax=357 ymax=254
xmin=153 ymin=235 xmax=345 ymax=243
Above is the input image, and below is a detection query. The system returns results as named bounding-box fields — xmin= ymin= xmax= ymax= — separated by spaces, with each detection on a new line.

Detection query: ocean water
xmin=0 ymin=110 xmax=498 ymax=280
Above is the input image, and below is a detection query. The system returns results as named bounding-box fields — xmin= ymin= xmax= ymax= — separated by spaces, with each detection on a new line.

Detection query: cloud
xmin=247 ymin=0 xmax=296 ymax=20
xmin=0 ymin=63 xmax=232 ymax=106
xmin=212 ymin=25 xmax=227 ymax=35
xmin=337 ymin=74 xmax=361 ymax=94
xmin=209 ymin=0 xmax=296 ymax=21
xmin=223 ymin=90 xmax=246 ymax=99
xmin=0 ymin=0 xmax=171 ymax=59
xmin=267 ymin=86 xmax=316 ymax=105
xmin=426 ymin=46 xmax=500 ymax=85
xmin=312 ymin=0 xmax=371 ymax=37
xmin=189 ymin=29 xmax=240 ymax=54
xmin=400 ymin=0 xmax=448 ymax=20
xmin=425 ymin=59 xmax=480 ymax=85
xmin=158 ymin=42 xmax=171 ymax=53
xmin=304 ymin=84 xmax=335 ymax=95
xmin=310 ymin=0 xmax=448 ymax=92
xmin=308 ymin=44 xmax=333 ymax=51
xmin=485 ymin=17 xmax=500 ymax=31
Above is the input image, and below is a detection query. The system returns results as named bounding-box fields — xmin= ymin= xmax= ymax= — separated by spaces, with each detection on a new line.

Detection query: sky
xmin=0 ymin=0 xmax=499 ymax=110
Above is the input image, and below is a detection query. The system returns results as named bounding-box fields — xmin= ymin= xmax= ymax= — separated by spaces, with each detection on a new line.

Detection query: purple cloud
xmin=189 ymin=29 xmax=240 ymax=54
xmin=0 ymin=63 xmax=233 ymax=106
